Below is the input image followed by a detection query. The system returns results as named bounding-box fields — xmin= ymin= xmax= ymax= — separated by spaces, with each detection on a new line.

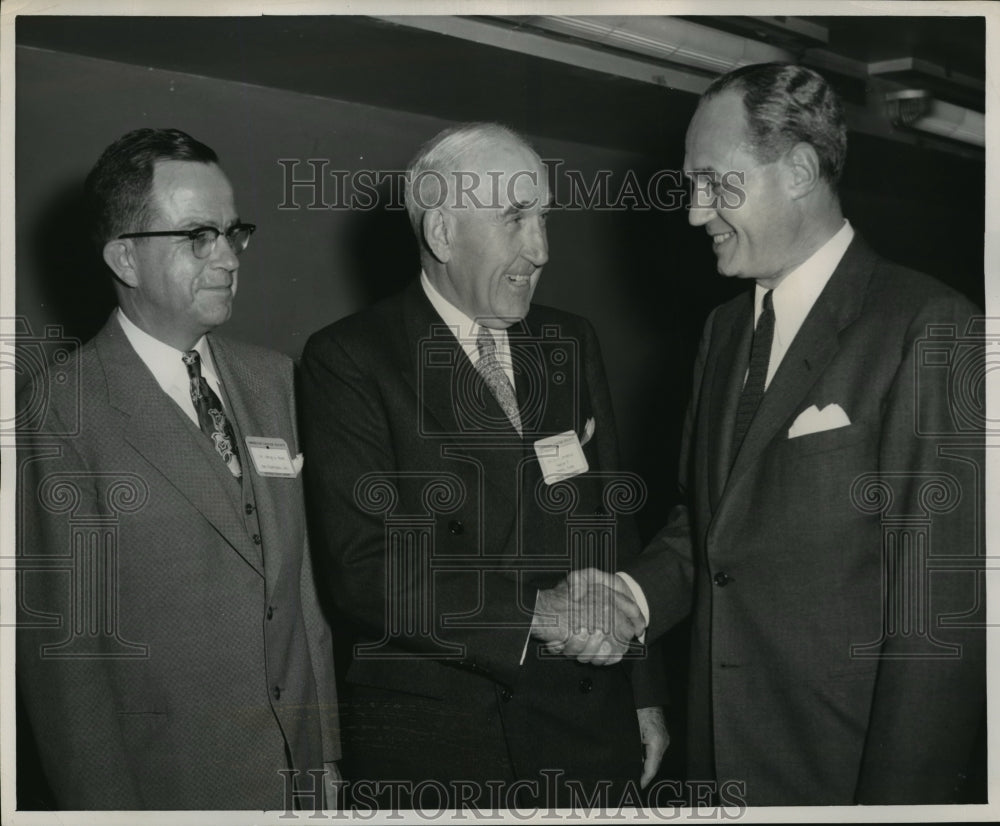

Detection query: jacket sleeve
xmin=16 ymin=408 xmax=144 ymax=808
xmin=298 ymin=532 xmax=342 ymax=763
xmin=623 ymin=309 xmax=716 ymax=642
xmin=854 ymin=293 xmax=985 ymax=803
xmin=286 ymin=365 xmax=342 ymax=764
xmin=580 ymin=317 xmax=669 ymax=709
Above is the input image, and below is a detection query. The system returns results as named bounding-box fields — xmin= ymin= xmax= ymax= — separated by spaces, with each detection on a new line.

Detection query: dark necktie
xmin=181 ymin=350 xmax=242 ymax=479
xmin=475 ymin=326 xmax=523 ymax=436
xmin=732 ymin=289 xmax=775 ymax=461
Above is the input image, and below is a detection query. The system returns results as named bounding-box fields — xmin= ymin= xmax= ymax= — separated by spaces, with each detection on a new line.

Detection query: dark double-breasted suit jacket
xmin=627 ymin=236 xmax=985 ymax=805
xmin=300 ymin=280 xmax=665 ymax=793
xmin=17 ymin=314 xmax=340 ymax=810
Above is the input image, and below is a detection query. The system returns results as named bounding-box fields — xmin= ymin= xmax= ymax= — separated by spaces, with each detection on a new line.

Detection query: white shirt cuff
xmin=615 ymin=571 xmax=649 ymax=642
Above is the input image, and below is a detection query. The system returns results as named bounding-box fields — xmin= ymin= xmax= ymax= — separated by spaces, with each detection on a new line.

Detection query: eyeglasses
xmin=118 ymin=223 xmax=256 ymax=258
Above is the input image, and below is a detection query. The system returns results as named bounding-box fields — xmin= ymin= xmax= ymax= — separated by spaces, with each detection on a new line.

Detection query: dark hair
xmin=84 ymin=128 xmax=219 ymax=248
xmin=704 ymin=63 xmax=847 ymax=185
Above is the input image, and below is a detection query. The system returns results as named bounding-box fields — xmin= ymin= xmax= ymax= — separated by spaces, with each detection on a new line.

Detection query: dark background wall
xmin=15 ymin=28 xmax=986 ymax=541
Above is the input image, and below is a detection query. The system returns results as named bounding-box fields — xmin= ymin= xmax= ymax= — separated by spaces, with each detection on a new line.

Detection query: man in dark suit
xmin=300 ymin=122 xmax=667 ymax=809
xmin=17 ymin=128 xmax=340 ymax=810
xmin=567 ymin=64 xmax=985 ymax=805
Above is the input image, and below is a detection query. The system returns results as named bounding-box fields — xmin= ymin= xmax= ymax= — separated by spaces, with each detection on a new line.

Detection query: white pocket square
xmin=788 ymin=404 xmax=851 ymax=439
xmin=292 ymin=453 xmax=305 ymax=475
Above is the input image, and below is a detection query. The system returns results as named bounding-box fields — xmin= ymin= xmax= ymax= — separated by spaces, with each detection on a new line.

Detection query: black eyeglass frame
xmin=117 ymin=223 xmax=257 ymax=257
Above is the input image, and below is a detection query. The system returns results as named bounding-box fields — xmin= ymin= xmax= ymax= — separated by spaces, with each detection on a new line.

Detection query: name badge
xmin=245 ymin=436 xmax=296 ymax=478
xmin=533 ymin=430 xmax=589 ymax=485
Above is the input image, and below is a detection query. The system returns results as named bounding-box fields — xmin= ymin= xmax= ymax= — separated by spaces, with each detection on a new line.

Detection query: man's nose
xmin=688 ymin=203 xmax=716 ymax=228
xmin=522 ymin=217 xmax=549 ymax=267
xmin=212 ymin=233 xmax=240 ymax=270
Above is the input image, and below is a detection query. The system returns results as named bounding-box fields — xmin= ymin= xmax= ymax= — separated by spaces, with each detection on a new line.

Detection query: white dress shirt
xmin=420 ymin=271 xmax=516 ymax=388
xmin=115 ymin=307 xmax=229 ymax=426
xmin=624 ymin=220 xmax=855 ymax=628
xmin=755 ymin=219 xmax=854 ymax=388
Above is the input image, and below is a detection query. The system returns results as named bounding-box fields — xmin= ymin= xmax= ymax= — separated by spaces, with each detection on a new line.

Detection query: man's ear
xmin=422 ymin=208 xmax=452 ymax=263
xmin=785 ymin=142 xmax=822 ymax=200
xmin=102 ymin=239 xmax=140 ymax=287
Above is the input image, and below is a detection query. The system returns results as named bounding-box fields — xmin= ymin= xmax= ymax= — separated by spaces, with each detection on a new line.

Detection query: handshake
xmin=530 ymin=567 xmax=646 ymax=665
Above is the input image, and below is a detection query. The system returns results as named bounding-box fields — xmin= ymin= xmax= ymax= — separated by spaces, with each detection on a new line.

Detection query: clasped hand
xmin=530 ymin=568 xmax=645 ymax=665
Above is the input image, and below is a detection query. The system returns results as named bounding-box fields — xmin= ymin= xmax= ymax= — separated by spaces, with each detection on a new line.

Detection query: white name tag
xmin=245 ymin=436 xmax=297 ymax=478
xmin=533 ymin=430 xmax=589 ymax=485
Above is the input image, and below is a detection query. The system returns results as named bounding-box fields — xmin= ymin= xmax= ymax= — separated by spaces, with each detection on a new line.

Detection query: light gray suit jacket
xmin=17 ymin=313 xmax=339 ymax=810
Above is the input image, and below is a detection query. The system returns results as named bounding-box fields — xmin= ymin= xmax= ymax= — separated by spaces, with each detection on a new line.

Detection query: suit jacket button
xmin=499 ymin=687 xmax=512 ymax=702
xmin=272 ymin=685 xmax=281 ymax=700
xmin=252 ymin=534 xmax=262 ymax=545
xmin=245 ymin=503 xmax=255 ymax=515
xmin=449 ymin=520 xmax=464 ymax=536
xmin=579 ymin=677 xmax=593 ymax=693
xmin=266 ymin=606 xmax=275 ymax=621
xmin=713 ymin=572 xmax=731 ymax=587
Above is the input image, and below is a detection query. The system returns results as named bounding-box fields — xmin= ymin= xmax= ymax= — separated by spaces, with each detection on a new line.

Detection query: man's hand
xmin=637 ymin=706 xmax=669 ymax=788
xmin=531 ymin=568 xmax=646 ymax=665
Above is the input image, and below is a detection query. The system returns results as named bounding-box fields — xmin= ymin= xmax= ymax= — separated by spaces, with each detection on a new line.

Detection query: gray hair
xmin=404 ymin=122 xmax=540 ymax=236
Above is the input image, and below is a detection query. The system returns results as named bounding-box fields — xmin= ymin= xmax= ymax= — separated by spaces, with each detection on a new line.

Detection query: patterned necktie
xmin=181 ymin=350 xmax=242 ymax=479
xmin=732 ymin=289 xmax=775 ymax=462
xmin=475 ymin=326 xmax=523 ymax=436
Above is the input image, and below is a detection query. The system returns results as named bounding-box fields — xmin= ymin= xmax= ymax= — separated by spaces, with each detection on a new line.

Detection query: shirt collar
xmin=115 ymin=307 xmax=219 ymax=389
xmin=755 ymin=219 xmax=855 ymax=338
xmin=420 ymin=270 xmax=503 ymax=349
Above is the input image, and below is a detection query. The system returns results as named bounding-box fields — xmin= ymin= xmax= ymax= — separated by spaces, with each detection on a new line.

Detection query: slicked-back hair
xmin=404 ymin=122 xmax=539 ymax=237
xmin=704 ymin=63 xmax=847 ymax=185
xmin=84 ymin=128 xmax=219 ymax=249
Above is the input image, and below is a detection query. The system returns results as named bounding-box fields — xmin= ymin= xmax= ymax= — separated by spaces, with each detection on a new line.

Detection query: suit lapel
xmin=400 ymin=281 xmax=504 ymax=438
xmin=511 ymin=313 xmax=579 ymax=439
xmin=96 ymin=316 xmax=263 ymax=575
xmin=401 ymin=282 xmax=524 ymax=509
xmin=705 ymin=295 xmax=753 ymax=510
xmin=210 ymin=337 xmax=275 ymax=578
xmin=724 ymin=236 xmax=877 ymax=491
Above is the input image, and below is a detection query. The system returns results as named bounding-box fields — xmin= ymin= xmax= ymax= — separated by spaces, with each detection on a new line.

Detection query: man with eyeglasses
xmin=17 ymin=128 xmax=340 ymax=810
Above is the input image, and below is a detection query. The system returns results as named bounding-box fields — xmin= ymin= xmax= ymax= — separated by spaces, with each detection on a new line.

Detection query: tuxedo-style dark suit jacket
xmin=627 ymin=236 xmax=985 ymax=805
xmin=300 ymin=280 xmax=665 ymax=794
xmin=17 ymin=314 xmax=340 ymax=810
